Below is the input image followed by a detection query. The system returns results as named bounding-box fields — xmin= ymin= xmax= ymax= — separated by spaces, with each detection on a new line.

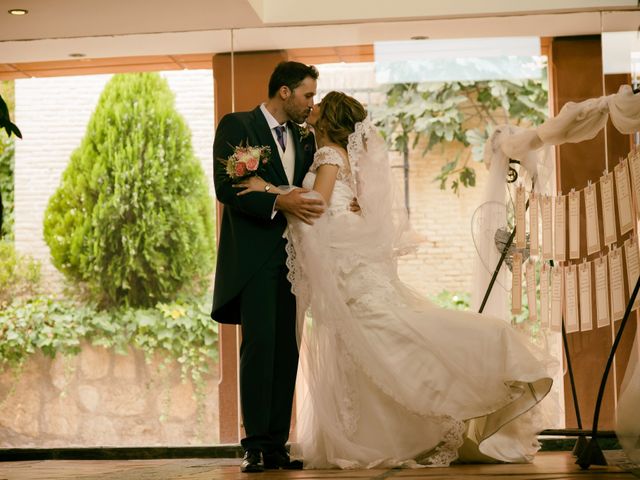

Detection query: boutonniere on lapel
xmin=221 ymin=143 xmax=271 ymax=181
xmin=296 ymin=123 xmax=313 ymax=140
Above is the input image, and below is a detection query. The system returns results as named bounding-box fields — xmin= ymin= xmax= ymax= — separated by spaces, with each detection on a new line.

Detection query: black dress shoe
xmin=240 ymin=449 xmax=264 ymax=473
xmin=263 ymin=449 xmax=303 ymax=470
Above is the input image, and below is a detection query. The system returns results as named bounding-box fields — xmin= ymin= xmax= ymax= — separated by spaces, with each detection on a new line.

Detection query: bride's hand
xmin=234 ymin=176 xmax=270 ymax=196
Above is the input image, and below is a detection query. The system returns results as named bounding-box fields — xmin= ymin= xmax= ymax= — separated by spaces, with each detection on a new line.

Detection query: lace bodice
xmin=303 ymin=146 xmax=356 ymax=216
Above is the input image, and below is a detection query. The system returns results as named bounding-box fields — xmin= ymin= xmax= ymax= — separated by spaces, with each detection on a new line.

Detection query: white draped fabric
xmin=474 ymin=84 xmax=640 ymax=462
xmin=473 ymin=85 xmax=640 ymax=318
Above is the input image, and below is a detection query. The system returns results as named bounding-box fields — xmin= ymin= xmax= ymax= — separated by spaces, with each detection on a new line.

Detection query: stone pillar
xmin=211 ymin=50 xmax=289 ymax=444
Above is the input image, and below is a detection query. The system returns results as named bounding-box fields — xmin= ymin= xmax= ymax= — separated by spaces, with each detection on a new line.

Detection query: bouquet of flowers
xmin=222 ymin=143 xmax=271 ymax=181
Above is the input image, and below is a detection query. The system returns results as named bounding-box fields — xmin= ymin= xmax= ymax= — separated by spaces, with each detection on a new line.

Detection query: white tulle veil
xmin=286 ymin=120 xmax=455 ymax=467
xmin=284 ymin=117 xmax=557 ymax=468
xmin=286 ymin=118 xmax=417 ymax=346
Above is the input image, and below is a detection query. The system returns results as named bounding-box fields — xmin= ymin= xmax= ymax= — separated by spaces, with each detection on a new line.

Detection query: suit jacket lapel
xmin=289 ymin=121 xmax=306 ymax=186
xmin=250 ymin=107 xmax=289 ymax=186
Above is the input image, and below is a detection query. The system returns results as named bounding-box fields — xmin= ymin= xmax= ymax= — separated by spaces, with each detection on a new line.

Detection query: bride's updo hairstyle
xmin=316 ymin=91 xmax=367 ymax=149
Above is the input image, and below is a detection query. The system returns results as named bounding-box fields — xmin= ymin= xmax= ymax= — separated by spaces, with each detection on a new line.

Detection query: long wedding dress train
xmin=287 ymin=142 xmax=554 ymax=469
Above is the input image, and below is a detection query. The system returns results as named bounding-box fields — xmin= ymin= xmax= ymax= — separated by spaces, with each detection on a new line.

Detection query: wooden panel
xmin=288 ymin=44 xmax=373 ymax=64
xmin=0 ymin=53 xmax=215 ymax=79
xmin=551 ymin=35 xmax=617 ymax=431
xmin=0 ymin=46 xmax=370 ymax=80
xmin=0 ymin=71 xmax=30 ymax=80
xmin=604 ymin=72 xmax=638 ymax=396
xmin=24 ymin=63 xmax=181 ymax=78
xmin=552 ymin=36 xmax=608 ymax=430
xmin=211 ymin=50 xmax=289 ymax=444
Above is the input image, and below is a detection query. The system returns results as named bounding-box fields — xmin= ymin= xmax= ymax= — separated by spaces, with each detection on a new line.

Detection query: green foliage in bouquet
xmin=44 ymin=73 xmax=215 ymax=308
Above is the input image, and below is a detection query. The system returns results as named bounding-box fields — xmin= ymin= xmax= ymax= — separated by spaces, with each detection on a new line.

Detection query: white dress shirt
xmin=260 ymin=104 xmax=295 ymax=184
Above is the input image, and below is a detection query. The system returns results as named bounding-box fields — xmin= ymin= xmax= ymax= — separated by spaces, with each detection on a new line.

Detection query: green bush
xmin=0 ymin=296 xmax=218 ymax=388
xmin=0 ymin=241 xmax=41 ymax=306
xmin=43 ymin=73 xmax=215 ymax=308
xmin=429 ymin=290 xmax=470 ymax=311
xmin=0 ymin=81 xmax=15 ymax=240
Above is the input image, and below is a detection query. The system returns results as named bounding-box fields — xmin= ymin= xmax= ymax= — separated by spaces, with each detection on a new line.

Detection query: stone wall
xmin=0 ymin=344 xmax=219 ymax=447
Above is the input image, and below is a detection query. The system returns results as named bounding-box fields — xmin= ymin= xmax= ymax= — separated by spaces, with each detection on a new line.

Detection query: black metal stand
xmin=476 ymin=167 xmax=640 ymax=469
xmin=477 ymin=222 xmax=515 ymax=315
xmin=477 ymin=190 xmax=583 ymax=434
xmin=575 ymin=275 xmax=640 ymax=469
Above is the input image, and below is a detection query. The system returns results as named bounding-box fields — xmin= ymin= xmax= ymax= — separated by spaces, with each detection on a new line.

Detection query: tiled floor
xmin=0 ymin=452 xmax=638 ymax=480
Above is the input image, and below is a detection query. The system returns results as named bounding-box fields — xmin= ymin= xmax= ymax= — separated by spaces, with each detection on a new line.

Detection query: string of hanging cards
xmin=512 ymin=147 xmax=640 ymax=333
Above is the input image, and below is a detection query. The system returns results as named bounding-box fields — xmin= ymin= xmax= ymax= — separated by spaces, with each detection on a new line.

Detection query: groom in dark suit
xmin=211 ymin=61 xmax=324 ymax=473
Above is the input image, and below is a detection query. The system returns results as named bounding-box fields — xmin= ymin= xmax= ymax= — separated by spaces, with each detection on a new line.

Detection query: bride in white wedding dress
xmin=236 ymin=91 xmax=554 ymax=469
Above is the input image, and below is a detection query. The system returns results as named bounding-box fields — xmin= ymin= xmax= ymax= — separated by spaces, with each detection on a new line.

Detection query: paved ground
xmin=0 ymin=451 xmax=638 ymax=480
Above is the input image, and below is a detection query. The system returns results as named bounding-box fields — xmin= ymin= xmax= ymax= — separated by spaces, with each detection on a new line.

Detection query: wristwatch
xmin=264 ymin=184 xmax=272 ymax=192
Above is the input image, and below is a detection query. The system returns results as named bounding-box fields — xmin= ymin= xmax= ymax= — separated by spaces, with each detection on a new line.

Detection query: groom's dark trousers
xmin=211 ymin=107 xmax=315 ymax=453
xmin=239 ymin=241 xmax=297 ymax=451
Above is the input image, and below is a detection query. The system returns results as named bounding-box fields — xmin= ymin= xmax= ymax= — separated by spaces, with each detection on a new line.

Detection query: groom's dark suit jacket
xmin=211 ymin=106 xmax=315 ymax=324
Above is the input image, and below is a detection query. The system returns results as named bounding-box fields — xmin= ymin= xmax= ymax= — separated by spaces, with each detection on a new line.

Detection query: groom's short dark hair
xmin=268 ymin=61 xmax=319 ymax=98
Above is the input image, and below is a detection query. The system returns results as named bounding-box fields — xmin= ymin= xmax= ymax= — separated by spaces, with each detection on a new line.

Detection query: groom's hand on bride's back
xmin=276 ymin=188 xmax=325 ymax=225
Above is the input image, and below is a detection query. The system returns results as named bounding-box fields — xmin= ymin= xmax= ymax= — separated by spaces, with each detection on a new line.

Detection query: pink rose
xmin=245 ymin=157 xmax=259 ymax=171
xmin=235 ymin=161 xmax=247 ymax=177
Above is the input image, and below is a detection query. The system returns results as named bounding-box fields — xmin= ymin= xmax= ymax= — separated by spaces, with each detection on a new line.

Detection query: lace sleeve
xmin=310 ymin=147 xmax=345 ymax=173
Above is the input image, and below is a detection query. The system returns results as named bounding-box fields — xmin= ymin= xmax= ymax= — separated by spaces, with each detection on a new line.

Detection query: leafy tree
xmin=0 ymin=81 xmax=16 ymax=240
xmin=373 ymin=77 xmax=548 ymax=194
xmin=44 ymin=73 xmax=215 ymax=308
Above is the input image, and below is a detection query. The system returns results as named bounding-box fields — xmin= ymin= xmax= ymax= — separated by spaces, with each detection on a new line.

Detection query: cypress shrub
xmin=44 ymin=73 xmax=214 ymax=308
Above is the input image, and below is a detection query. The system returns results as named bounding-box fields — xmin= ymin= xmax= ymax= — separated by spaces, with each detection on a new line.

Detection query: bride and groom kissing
xmin=211 ymin=61 xmax=553 ymax=472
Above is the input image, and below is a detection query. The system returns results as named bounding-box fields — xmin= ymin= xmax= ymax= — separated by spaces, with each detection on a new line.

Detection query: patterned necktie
xmin=274 ymin=125 xmax=286 ymax=152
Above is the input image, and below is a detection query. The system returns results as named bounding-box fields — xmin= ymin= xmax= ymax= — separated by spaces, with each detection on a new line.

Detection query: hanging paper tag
xmin=550 ymin=265 xmax=563 ymax=332
xmin=595 ymin=255 xmax=610 ymax=328
xmin=615 ymin=159 xmax=634 ymax=236
xmin=541 ymin=195 xmax=553 ymax=261
xmin=554 ymin=195 xmax=566 ymax=262
xmin=511 ymin=251 xmax=523 ymax=315
xmin=609 ymin=247 xmax=625 ymax=321
xmin=540 ymin=263 xmax=550 ymax=329
xmin=624 ymin=236 xmax=640 ymax=311
xmin=529 ymin=192 xmax=539 ymax=255
xmin=578 ymin=261 xmax=593 ymax=332
xmin=564 ymin=265 xmax=579 ymax=333
xmin=526 ymin=259 xmax=537 ymax=321
xmin=628 ymin=151 xmax=640 ymax=219
xmin=584 ymin=183 xmax=601 ymax=255
xmin=600 ymin=172 xmax=617 ymax=246
xmin=515 ymin=185 xmax=526 ymax=249
xmin=569 ymin=189 xmax=581 ymax=259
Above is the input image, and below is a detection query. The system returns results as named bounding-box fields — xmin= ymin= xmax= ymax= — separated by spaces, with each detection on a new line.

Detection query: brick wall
xmin=13 ymin=71 xmax=214 ymax=285
xmin=14 ymin=69 xmax=489 ymax=298
xmin=396 ymin=146 xmax=491 ymax=299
